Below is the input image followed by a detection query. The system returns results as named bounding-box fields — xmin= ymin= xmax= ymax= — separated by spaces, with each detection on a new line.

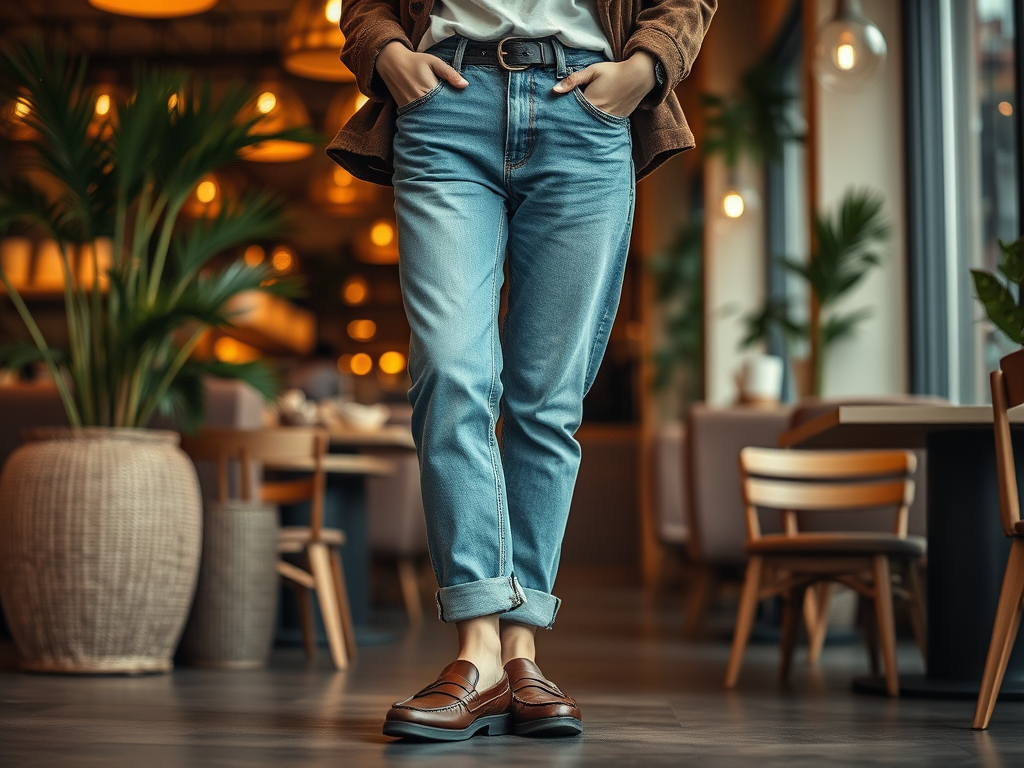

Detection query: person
xmin=329 ymin=0 xmax=716 ymax=742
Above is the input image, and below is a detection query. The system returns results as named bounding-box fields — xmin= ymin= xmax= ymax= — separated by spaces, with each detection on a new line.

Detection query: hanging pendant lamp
xmin=813 ymin=0 xmax=887 ymax=93
xmin=239 ymin=80 xmax=315 ymax=163
xmin=282 ymin=0 xmax=355 ymax=82
xmin=88 ymin=0 xmax=218 ymax=19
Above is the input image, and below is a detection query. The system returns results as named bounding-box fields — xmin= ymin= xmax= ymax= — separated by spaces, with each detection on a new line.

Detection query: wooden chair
xmin=180 ymin=427 xmax=357 ymax=670
xmin=724 ymin=448 xmax=927 ymax=696
xmin=972 ymin=369 xmax=1024 ymax=729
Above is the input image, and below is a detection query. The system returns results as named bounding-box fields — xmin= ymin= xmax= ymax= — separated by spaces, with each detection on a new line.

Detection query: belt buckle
xmin=497 ymin=37 xmax=530 ymax=72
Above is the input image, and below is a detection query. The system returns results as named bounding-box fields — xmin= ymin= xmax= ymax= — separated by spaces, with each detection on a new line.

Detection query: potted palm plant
xmin=741 ymin=188 xmax=889 ymax=397
xmin=0 ymin=40 xmax=312 ymax=672
xmin=971 ymin=235 xmax=1024 ymax=402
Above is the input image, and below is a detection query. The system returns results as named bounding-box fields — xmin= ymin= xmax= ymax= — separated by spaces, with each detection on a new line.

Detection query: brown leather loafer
xmin=504 ymin=658 xmax=582 ymax=737
xmin=383 ymin=660 xmax=513 ymax=741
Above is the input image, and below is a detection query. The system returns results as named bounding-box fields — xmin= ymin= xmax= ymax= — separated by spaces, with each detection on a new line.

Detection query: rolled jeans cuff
xmin=501 ymin=587 xmax=562 ymax=630
xmin=435 ymin=575 xmax=527 ymax=623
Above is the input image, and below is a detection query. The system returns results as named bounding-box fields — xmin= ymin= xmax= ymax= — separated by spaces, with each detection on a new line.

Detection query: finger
xmin=552 ymin=67 xmax=595 ymax=93
xmin=431 ymin=59 xmax=469 ymax=88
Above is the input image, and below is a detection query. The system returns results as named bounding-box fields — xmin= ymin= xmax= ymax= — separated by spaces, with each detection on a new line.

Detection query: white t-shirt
xmin=417 ymin=0 xmax=612 ymax=61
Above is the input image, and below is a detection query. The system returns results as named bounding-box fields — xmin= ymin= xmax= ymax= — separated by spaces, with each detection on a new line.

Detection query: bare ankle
xmin=456 ymin=614 xmax=503 ymax=688
xmin=500 ymin=621 xmax=537 ymax=665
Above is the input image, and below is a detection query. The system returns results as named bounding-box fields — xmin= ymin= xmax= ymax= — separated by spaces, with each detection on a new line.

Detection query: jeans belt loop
xmin=452 ymin=36 xmax=469 ymax=73
xmin=550 ymin=37 xmax=568 ymax=80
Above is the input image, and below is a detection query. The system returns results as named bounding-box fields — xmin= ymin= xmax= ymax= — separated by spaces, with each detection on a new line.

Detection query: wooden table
xmin=263 ymin=454 xmax=394 ymax=475
xmin=780 ymin=404 xmax=1024 ymax=698
xmin=328 ymin=425 xmax=416 ymax=451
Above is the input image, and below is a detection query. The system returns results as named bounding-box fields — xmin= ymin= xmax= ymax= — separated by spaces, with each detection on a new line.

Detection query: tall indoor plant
xmin=0 ymin=40 xmax=312 ymax=672
xmin=741 ymin=188 xmax=889 ymax=397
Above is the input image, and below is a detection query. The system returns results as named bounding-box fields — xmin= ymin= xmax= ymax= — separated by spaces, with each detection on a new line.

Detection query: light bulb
xmin=256 ymin=91 xmax=277 ymax=114
xmin=325 ymin=0 xmax=341 ymax=23
xmin=813 ymin=0 xmax=887 ymax=93
xmin=196 ymin=180 xmax=217 ymax=203
xmin=723 ymin=191 xmax=745 ymax=219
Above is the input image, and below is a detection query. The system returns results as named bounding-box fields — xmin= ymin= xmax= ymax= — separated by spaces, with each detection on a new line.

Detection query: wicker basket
xmin=178 ymin=500 xmax=279 ymax=669
xmin=0 ymin=428 xmax=202 ymax=673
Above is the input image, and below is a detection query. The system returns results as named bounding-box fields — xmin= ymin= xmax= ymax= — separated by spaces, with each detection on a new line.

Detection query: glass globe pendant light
xmin=813 ymin=0 xmax=887 ymax=93
xmin=88 ymin=0 xmax=218 ymax=18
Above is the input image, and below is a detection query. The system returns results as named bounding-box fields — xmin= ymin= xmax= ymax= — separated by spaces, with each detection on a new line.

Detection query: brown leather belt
xmin=460 ymin=37 xmax=558 ymax=71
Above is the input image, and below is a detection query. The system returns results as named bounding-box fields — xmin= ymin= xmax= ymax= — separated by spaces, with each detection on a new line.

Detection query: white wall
xmin=703 ymin=0 xmax=908 ymax=403
xmin=816 ymin=0 xmax=908 ymax=396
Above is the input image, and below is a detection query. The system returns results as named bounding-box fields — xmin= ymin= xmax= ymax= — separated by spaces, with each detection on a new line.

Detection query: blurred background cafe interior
xmin=1 ymin=0 xmax=1024 ymax=765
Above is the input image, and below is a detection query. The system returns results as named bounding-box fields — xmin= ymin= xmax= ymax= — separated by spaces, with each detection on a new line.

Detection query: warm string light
xmin=243 ymin=245 xmax=265 ymax=266
xmin=342 ymin=275 xmax=369 ymax=305
xmin=347 ymin=319 xmax=377 ymax=341
xmin=271 ymin=246 xmax=295 ymax=273
xmin=378 ymin=351 xmax=407 ymax=375
xmin=370 ymin=221 xmax=395 ymax=247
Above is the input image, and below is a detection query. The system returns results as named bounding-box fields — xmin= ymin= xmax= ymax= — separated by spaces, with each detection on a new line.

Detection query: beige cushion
xmin=686 ymin=404 xmax=794 ymax=564
xmin=746 ymin=532 xmax=926 ymax=558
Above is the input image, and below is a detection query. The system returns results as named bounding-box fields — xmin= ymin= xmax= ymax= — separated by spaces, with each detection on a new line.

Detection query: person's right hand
xmin=375 ymin=41 xmax=468 ymax=107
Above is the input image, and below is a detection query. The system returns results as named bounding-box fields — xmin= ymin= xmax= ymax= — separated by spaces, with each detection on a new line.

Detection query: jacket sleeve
xmin=340 ymin=0 xmax=412 ymax=101
xmin=623 ymin=0 xmax=717 ymax=109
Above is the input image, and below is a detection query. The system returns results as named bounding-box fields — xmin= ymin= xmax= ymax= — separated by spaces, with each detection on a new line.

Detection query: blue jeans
xmin=393 ymin=36 xmax=635 ymax=629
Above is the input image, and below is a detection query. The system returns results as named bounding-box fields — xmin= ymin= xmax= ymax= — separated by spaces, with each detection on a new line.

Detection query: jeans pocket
xmin=396 ymin=80 xmax=446 ymax=116
xmin=572 ymin=87 xmax=630 ymax=126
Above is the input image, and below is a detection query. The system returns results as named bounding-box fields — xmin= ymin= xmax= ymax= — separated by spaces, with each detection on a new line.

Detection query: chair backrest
xmin=739 ymin=447 xmax=917 ymax=541
xmin=990 ymin=369 xmax=1022 ymax=536
xmin=180 ymin=427 xmax=329 ymax=539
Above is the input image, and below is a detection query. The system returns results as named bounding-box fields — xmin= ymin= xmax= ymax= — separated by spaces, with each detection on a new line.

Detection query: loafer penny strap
xmin=511 ymin=674 xmax=568 ymax=699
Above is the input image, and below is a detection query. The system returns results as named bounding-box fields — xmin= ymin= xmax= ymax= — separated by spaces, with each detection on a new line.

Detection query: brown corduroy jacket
xmin=326 ymin=0 xmax=716 ymax=186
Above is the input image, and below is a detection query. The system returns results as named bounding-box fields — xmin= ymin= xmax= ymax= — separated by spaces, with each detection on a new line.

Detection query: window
xmin=907 ymin=0 xmax=1021 ymax=403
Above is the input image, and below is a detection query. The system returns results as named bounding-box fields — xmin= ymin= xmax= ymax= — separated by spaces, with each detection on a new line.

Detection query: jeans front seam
xmin=506 ymin=72 xmax=537 ymax=172
xmin=487 ymin=206 xmax=507 ymax=577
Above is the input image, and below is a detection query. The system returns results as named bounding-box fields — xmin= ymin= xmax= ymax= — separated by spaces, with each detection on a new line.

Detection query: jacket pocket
xmin=396 ymin=80 xmax=446 ymax=116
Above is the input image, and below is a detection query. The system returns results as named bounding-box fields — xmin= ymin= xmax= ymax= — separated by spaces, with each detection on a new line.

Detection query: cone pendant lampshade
xmin=282 ymin=0 xmax=355 ymax=82
xmin=88 ymin=0 xmax=218 ymax=18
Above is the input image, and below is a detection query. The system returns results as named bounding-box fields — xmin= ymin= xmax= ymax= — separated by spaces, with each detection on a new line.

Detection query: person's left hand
xmin=552 ymin=51 xmax=658 ymax=118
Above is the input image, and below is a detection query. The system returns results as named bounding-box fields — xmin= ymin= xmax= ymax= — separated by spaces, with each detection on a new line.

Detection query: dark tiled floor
xmin=1 ymin=571 xmax=1022 ymax=767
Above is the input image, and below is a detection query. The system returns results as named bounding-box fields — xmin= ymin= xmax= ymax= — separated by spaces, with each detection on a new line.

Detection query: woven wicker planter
xmin=178 ymin=500 xmax=279 ymax=669
xmin=0 ymin=428 xmax=202 ymax=673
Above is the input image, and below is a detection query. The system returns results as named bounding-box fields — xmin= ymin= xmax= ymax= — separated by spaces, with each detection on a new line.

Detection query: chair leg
xmin=295 ymin=584 xmax=316 ymax=659
xmin=308 ymin=542 xmax=348 ymax=670
xmin=329 ymin=547 xmax=358 ymax=662
xmin=780 ymin=583 xmax=809 ymax=683
xmin=860 ymin=595 xmax=881 ymax=676
xmin=872 ymin=555 xmax=900 ymax=697
xmin=397 ymin=557 xmax=424 ymax=626
xmin=904 ymin=561 xmax=928 ymax=665
xmin=973 ymin=539 xmax=1024 ymax=730
xmin=806 ymin=582 xmax=833 ymax=666
xmin=684 ymin=565 xmax=718 ymax=640
xmin=725 ymin=557 xmax=763 ymax=688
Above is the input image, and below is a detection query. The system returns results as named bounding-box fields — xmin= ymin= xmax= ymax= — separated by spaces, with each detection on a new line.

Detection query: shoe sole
xmin=513 ymin=716 xmax=583 ymax=737
xmin=383 ymin=713 xmax=513 ymax=742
